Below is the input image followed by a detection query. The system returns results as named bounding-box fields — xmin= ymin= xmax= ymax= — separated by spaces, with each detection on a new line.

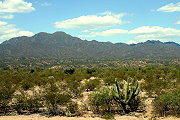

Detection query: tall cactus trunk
xmin=121 ymin=102 xmax=127 ymax=114
xmin=115 ymin=81 xmax=128 ymax=113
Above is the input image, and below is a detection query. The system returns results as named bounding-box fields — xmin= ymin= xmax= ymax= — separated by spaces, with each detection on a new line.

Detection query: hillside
xmin=0 ymin=31 xmax=180 ymax=59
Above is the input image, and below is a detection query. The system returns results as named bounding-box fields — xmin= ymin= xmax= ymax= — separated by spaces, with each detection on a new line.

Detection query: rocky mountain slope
xmin=0 ymin=31 xmax=179 ymax=59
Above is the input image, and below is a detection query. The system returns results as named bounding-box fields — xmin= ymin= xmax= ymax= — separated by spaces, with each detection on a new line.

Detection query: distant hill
xmin=0 ymin=31 xmax=180 ymax=59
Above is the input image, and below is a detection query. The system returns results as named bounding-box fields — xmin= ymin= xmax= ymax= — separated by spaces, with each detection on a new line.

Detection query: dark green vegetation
xmin=0 ymin=57 xmax=180 ymax=69
xmin=0 ymin=31 xmax=180 ymax=59
xmin=0 ymin=66 xmax=179 ymax=118
xmin=153 ymin=88 xmax=180 ymax=117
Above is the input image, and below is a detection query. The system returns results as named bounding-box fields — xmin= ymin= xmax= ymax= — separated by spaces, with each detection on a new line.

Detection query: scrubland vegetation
xmin=0 ymin=65 xmax=179 ymax=119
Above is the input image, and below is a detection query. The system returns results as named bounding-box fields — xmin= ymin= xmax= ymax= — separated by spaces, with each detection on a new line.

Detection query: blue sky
xmin=0 ymin=0 xmax=179 ymax=44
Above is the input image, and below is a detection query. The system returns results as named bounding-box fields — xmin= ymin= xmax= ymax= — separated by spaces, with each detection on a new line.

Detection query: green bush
xmin=103 ymin=76 xmax=116 ymax=85
xmin=89 ymin=86 xmax=115 ymax=115
xmin=102 ymin=112 xmax=115 ymax=120
xmin=64 ymin=68 xmax=75 ymax=75
xmin=0 ymin=83 xmax=15 ymax=114
xmin=21 ymin=80 xmax=34 ymax=90
xmin=153 ymin=89 xmax=180 ymax=117
xmin=86 ymin=69 xmax=96 ymax=74
xmin=65 ymin=75 xmax=82 ymax=97
xmin=85 ymin=79 xmax=101 ymax=91
xmin=43 ymin=83 xmax=72 ymax=115
xmin=44 ymin=92 xmax=71 ymax=115
xmin=66 ymin=101 xmax=79 ymax=116
xmin=13 ymin=93 xmax=42 ymax=114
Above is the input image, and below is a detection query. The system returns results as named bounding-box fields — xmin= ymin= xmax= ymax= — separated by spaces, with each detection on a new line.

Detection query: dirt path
xmin=0 ymin=114 xmax=103 ymax=120
xmin=144 ymin=97 xmax=154 ymax=118
xmin=0 ymin=114 xmax=179 ymax=120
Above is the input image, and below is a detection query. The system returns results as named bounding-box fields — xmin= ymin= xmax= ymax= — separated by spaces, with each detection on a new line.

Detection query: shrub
xmin=30 ymin=69 xmax=35 ymax=73
xmin=153 ymin=89 xmax=180 ymax=117
xmin=102 ymin=112 xmax=115 ymax=120
xmin=141 ymin=78 xmax=169 ymax=96
xmin=0 ymin=83 xmax=15 ymax=114
xmin=89 ymin=86 xmax=115 ymax=115
xmin=43 ymin=83 xmax=72 ymax=115
xmin=84 ymin=79 xmax=101 ymax=91
xmin=64 ymin=68 xmax=75 ymax=75
xmin=44 ymin=92 xmax=71 ymax=115
xmin=13 ymin=93 xmax=42 ymax=114
xmin=65 ymin=75 xmax=82 ymax=97
xmin=21 ymin=80 xmax=34 ymax=90
xmin=103 ymin=76 xmax=116 ymax=85
xmin=86 ymin=69 xmax=96 ymax=74
xmin=66 ymin=101 xmax=79 ymax=116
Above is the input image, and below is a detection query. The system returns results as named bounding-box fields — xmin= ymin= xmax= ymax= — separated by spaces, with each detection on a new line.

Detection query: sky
xmin=0 ymin=0 xmax=180 ymax=44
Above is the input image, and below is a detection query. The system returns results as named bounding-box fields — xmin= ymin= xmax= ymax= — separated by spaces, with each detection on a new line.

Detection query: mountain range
xmin=0 ymin=31 xmax=180 ymax=59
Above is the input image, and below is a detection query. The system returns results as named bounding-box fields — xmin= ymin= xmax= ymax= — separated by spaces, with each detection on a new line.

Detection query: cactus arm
xmin=133 ymin=80 xmax=140 ymax=96
xmin=112 ymin=78 xmax=140 ymax=113
xmin=112 ymin=86 xmax=124 ymax=104
xmin=115 ymin=80 xmax=122 ymax=100
xmin=126 ymin=90 xmax=133 ymax=104
xmin=124 ymin=81 xmax=128 ymax=103
xmin=134 ymin=87 xmax=140 ymax=96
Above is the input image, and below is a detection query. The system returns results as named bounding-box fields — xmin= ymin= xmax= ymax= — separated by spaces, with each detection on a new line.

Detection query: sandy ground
xmin=0 ymin=114 xmax=103 ymax=120
xmin=0 ymin=114 xmax=179 ymax=120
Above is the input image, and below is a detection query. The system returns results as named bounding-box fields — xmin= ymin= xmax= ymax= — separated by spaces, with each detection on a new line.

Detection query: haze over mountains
xmin=0 ymin=31 xmax=180 ymax=59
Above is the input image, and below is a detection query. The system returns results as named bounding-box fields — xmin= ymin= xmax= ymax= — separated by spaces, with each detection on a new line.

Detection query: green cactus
xmin=112 ymin=78 xmax=140 ymax=113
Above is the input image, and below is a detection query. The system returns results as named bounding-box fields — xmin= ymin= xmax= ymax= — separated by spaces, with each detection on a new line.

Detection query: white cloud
xmin=40 ymin=2 xmax=52 ymax=7
xmin=82 ymin=30 xmax=91 ymax=33
xmin=79 ymin=26 xmax=180 ymax=44
xmin=0 ymin=0 xmax=35 ymax=13
xmin=0 ymin=14 xmax=14 ymax=19
xmin=0 ymin=21 xmax=7 ymax=25
xmin=129 ymin=26 xmax=180 ymax=43
xmin=156 ymin=2 xmax=180 ymax=12
xmin=0 ymin=0 xmax=34 ymax=40
xmin=129 ymin=26 xmax=180 ymax=35
xmin=0 ymin=21 xmax=34 ymax=40
xmin=174 ymin=21 xmax=180 ymax=24
xmin=78 ymin=34 xmax=96 ymax=38
xmin=54 ymin=12 xmax=127 ymax=30
xmin=79 ymin=29 xmax=128 ymax=38
xmin=127 ymin=40 xmax=138 ymax=44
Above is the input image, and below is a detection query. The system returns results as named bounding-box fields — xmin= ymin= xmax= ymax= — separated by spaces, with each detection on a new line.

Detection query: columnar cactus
xmin=112 ymin=78 xmax=140 ymax=113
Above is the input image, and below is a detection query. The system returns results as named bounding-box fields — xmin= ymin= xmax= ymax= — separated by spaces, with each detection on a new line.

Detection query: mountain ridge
xmin=0 ymin=31 xmax=180 ymax=59
xmin=2 ymin=32 xmax=179 ymax=46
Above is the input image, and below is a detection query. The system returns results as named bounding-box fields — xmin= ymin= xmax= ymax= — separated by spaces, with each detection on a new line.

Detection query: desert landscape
xmin=0 ymin=0 xmax=180 ymax=120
